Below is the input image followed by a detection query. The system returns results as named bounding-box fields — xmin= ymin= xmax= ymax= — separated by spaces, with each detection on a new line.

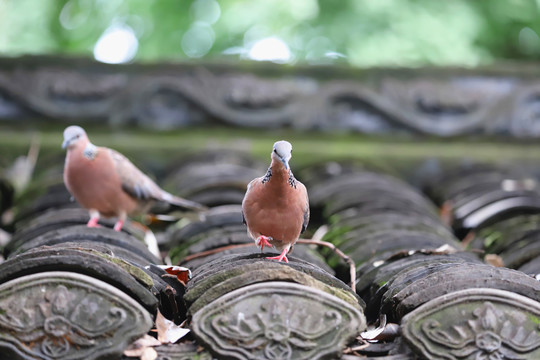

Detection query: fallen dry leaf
xmin=5 ymin=135 xmax=40 ymax=194
xmin=143 ymin=229 xmax=160 ymax=258
xmin=140 ymin=348 xmax=158 ymax=360
xmin=360 ymin=314 xmax=400 ymax=342
xmin=387 ymin=244 xmax=459 ymax=262
xmin=156 ymin=309 xmax=190 ymax=343
xmin=0 ymin=228 xmax=11 ymax=248
xmin=123 ymin=335 xmax=161 ymax=358
xmin=158 ymin=265 xmax=192 ymax=285
xmin=439 ymin=200 xmax=453 ymax=226
xmin=485 ymin=254 xmax=504 ymax=267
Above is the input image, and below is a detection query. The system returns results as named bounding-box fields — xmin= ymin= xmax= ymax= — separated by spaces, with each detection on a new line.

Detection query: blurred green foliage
xmin=1 ymin=0 xmax=540 ymax=67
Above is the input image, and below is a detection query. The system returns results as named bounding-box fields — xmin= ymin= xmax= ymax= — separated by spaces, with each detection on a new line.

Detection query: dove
xmin=62 ymin=125 xmax=206 ymax=231
xmin=241 ymin=140 xmax=309 ymax=263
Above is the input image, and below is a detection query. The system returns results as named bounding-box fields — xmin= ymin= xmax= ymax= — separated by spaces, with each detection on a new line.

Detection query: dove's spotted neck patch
xmin=83 ymin=143 xmax=98 ymax=160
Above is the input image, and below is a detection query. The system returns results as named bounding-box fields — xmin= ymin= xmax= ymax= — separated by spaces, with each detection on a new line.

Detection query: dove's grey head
xmin=62 ymin=126 xmax=88 ymax=150
xmin=272 ymin=140 xmax=293 ymax=170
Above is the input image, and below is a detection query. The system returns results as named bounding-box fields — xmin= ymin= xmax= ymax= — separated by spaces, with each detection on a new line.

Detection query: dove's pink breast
xmin=242 ymin=164 xmax=307 ymax=252
xmin=64 ymin=145 xmax=138 ymax=217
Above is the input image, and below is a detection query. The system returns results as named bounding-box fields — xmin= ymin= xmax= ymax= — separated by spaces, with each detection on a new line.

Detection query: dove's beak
xmin=280 ymin=157 xmax=289 ymax=170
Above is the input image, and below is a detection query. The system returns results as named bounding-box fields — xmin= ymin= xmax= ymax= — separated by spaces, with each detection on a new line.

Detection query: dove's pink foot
xmin=113 ymin=219 xmax=124 ymax=232
xmin=87 ymin=216 xmax=101 ymax=228
xmin=257 ymin=235 xmax=273 ymax=251
xmin=266 ymin=248 xmax=289 ymax=263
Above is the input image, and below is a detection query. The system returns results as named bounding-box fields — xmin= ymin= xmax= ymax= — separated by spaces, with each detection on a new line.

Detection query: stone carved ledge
xmin=191 ymin=281 xmax=365 ymax=360
xmin=2 ymin=57 xmax=540 ymax=137
xmin=0 ymin=271 xmax=153 ymax=360
xmin=401 ymin=288 xmax=540 ymax=360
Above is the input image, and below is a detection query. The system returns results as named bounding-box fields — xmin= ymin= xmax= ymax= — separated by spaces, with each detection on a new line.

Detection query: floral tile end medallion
xmin=402 ymin=288 xmax=540 ymax=360
xmin=192 ymin=281 xmax=366 ymax=360
xmin=0 ymin=271 xmax=153 ymax=360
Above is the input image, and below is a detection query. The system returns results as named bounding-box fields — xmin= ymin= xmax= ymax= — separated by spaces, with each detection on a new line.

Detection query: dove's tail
xmin=160 ymin=191 xmax=208 ymax=212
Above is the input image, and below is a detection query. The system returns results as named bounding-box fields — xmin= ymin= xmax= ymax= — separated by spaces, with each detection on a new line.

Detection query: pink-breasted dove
xmin=241 ymin=140 xmax=309 ymax=263
xmin=62 ymin=125 xmax=206 ymax=231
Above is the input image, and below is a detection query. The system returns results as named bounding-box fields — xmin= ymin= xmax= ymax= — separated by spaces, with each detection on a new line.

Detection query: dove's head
xmin=271 ymin=140 xmax=293 ymax=170
xmin=62 ymin=126 xmax=88 ymax=150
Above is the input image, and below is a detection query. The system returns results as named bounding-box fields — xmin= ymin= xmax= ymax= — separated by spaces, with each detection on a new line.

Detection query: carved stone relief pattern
xmin=1 ymin=61 xmax=540 ymax=136
xmin=0 ymin=271 xmax=152 ymax=360
xmin=191 ymin=281 xmax=365 ymax=360
xmin=402 ymin=288 xmax=540 ymax=360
